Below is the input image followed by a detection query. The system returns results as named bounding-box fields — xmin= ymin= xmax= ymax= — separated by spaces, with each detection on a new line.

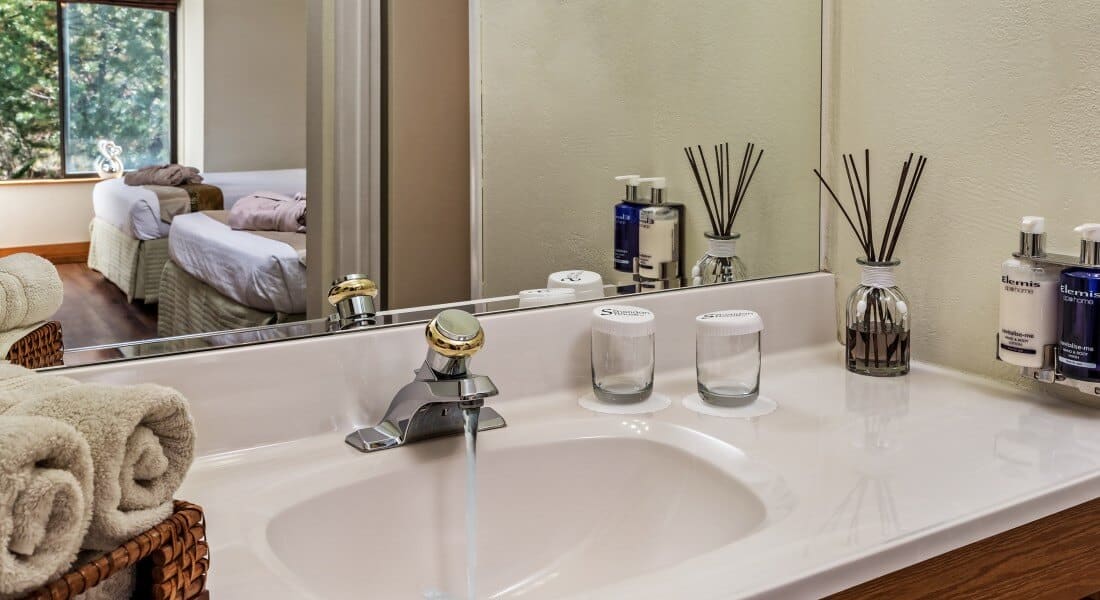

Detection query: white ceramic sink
xmin=263 ymin=418 xmax=785 ymax=599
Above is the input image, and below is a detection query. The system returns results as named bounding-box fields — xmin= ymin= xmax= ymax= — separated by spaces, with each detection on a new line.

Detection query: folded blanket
xmin=0 ymin=415 xmax=94 ymax=600
xmin=150 ymin=183 xmax=225 ymax=223
xmin=228 ymin=192 xmax=307 ymax=233
xmin=0 ymin=254 xmax=63 ymax=357
xmin=148 ymin=185 xmax=191 ymax=223
xmin=183 ymin=183 xmax=224 ymax=212
xmin=0 ymin=363 xmax=195 ymax=551
xmin=123 ymin=164 xmax=203 ymax=187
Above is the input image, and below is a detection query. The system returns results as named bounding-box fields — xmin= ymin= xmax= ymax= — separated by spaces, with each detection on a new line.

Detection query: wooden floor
xmin=54 ymin=263 xmax=158 ymax=350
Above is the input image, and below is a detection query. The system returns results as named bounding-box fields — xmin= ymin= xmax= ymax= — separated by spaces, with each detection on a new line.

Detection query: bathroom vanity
xmin=59 ymin=274 xmax=1100 ymax=599
xmin=15 ymin=0 xmax=1100 ymax=597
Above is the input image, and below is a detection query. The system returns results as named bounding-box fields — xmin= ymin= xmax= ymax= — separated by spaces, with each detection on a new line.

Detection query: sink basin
xmin=265 ymin=419 xmax=783 ymax=599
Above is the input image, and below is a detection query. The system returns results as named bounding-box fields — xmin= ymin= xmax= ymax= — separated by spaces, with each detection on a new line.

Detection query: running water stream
xmin=462 ymin=407 xmax=480 ymax=600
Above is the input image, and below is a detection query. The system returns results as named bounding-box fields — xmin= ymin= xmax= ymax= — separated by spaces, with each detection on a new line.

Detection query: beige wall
xmin=202 ymin=0 xmax=307 ymax=172
xmin=480 ymin=0 xmax=822 ymax=297
xmin=385 ymin=0 xmax=470 ymax=309
xmin=827 ymin=1 xmax=1100 ymax=383
xmin=0 ymin=183 xmax=96 ymax=247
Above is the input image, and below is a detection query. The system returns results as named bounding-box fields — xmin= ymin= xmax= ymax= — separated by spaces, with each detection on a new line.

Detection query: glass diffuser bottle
xmin=692 ymin=233 xmax=747 ymax=286
xmin=845 ymin=259 xmax=910 ymax=376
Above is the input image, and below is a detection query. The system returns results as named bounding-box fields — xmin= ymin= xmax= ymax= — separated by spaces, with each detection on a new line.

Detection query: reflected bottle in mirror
xmin=692 ymin=233 xmax=747 ymax=286
xmin=683 ymin=141 xmax=763 ymax=286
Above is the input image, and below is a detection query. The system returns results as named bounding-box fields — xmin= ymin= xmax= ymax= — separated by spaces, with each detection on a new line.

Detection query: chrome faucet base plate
xmin=345 ymin=407 xmax=507 ymax=453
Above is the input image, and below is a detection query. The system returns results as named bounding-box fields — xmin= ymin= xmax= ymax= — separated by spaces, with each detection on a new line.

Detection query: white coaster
xmin=682 ymin=393 xmax=777 ymax=418
xmin=579 ymin=392 xmax=672 ymax=415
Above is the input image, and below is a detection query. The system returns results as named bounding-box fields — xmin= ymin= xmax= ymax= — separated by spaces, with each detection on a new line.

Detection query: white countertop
xmin=179 ymin=343 xmax=1100 ymax=599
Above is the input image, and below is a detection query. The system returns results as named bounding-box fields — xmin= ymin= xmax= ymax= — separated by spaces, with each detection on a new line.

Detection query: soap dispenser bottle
xmin=1058 ymin=223 xmax=1100 ymax=385
xmin=636 ymin=177 xmax=684 ymax=282
xmin=613 ymin=175 xmax=644 ymax=273
xmin=999 ymin=216 xmax=1060 ymax=368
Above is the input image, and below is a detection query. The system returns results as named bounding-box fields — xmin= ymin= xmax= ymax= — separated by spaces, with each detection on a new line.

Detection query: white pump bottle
xmin=636 ymin=177 xmax=681 ymax=281
xmin=998 ymin=216 xmax=1060 ymax=368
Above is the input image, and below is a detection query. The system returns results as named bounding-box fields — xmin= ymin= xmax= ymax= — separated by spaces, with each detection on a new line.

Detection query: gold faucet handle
xmin=426 ymin=309 xmax=485 ymax=358
xmin=327 ymin=274 xmax=378 ymax=306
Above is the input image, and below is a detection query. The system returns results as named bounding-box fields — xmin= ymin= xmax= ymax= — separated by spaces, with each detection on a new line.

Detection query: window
xmin=0 ymin=0 xmax=176 ymax=180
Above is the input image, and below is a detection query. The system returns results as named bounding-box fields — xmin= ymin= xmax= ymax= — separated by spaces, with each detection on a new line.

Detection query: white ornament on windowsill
xmin=94 ymin=140 xmax=124 ymax=179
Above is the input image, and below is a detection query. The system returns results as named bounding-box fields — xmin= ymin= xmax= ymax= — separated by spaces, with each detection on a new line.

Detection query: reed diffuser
xmin=684 ymin=142 xmax=764 ymax=285
xmin=814 ymin=150 xmax=927 ymax=377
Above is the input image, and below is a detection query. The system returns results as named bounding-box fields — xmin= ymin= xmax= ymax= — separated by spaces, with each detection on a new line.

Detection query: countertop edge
xmin=754 ymin=474 xmax=1100 ymax=599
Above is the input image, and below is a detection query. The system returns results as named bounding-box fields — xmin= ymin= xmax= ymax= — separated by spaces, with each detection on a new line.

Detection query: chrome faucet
xmin=327 ymin=274 xmax=378 ymax=331
xmin=345 ymin=309 xmax=506 ymax=452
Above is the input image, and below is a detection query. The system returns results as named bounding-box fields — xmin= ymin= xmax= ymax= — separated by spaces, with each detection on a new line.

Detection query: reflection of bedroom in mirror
xmin=0 ymin=0 xmax=822 ymax=368
xmin=0 ymin=0 xmax=307 ymax=359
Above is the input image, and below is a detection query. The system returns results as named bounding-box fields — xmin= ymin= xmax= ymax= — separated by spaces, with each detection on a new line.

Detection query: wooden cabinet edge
xmin=827 ymin=497 xmax=1100 ymax=599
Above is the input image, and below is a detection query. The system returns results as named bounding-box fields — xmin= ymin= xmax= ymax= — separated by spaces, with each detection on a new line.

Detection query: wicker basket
xmin=5 ymin=321 xmax=64 ymax=369
xmin=24 ymin=501 xmax=209 ymax=600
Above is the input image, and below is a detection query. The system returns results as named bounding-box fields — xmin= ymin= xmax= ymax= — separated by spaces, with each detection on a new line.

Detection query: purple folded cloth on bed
xmin=227 ymin=192 xmax=307 ymax=233
xmin=123 ymin=164 xmax=203 ymax=186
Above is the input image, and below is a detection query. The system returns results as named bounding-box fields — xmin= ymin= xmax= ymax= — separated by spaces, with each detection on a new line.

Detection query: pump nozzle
xmin=1076 ymin=223 xmax=1100 ymax=265
xmin=1016 ymin=216 xmax=1047 ymax=258
xmin=1020 ymin=216 xmax=1045 ymax=234
xmin=1075 ymin=223 xmax=1100 ymax=241
xmin=615 ymin=174 xmax=641 ymax=203
xmin=638 ymin=177 xmax=667 ymax=204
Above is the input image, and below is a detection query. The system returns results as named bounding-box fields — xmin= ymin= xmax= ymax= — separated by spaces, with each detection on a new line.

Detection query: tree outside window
xmin=0 ymin=0 xmax=175 ymax=180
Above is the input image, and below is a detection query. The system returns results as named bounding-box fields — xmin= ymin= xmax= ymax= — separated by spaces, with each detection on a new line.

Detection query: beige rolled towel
xmin=0 ymin=415 xmax=94 ymax=600
xmin=0 ymin=364 xmax=195 ymax=551
xmin=0 ymin=254 xmax=63 ymax=331
xmin=0 ymin=254 xmax=63 ymax=358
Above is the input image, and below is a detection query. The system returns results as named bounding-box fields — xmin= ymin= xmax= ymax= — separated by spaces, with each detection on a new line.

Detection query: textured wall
xmin=827 ymin=0 xmax=1100 ymax=383
xmin=480 ymin=0 xmax=821 ymax=296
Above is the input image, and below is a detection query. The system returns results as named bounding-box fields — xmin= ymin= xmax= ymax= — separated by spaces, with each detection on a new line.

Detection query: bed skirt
xmin=86 ymin=218 xmax=169 ymax=303
xmin=157 ymin=260 xmax=304 ymax=338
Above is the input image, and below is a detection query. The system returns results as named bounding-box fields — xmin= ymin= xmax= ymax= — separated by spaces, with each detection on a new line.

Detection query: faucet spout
xmin=344 ymin=309 xmax=506 ymax=453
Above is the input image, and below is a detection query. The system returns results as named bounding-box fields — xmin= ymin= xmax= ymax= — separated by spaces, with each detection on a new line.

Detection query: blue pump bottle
xmin=1058 ymin=223 xmax=1100 ymax=386
xmin=613 ymin=175 xmax=644 ymax=273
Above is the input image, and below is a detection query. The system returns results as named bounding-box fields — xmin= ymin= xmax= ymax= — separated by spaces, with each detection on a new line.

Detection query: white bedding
xmin=168 ymin=212 xmax=307 ymax=314
xmin=92 ymin=168 xmax=306 ymax=241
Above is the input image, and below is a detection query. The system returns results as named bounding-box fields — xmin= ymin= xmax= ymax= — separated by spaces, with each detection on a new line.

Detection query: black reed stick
xmin=814 ymin=150 xmax=927 ymax=263
xmin=684 ymin=147 xmax=721 ymax=235
xmin=843 ymin=155 xmax=870 ymax=258
xmin=684 ymin=141 xmax=765 ymax=237
xmin=813 ymin=168 xmax=868 ymax=253
xmin=877 ymin=153 xmax=912 ymax=259
xmin=732 ymin=147 xmax=763 ymax=230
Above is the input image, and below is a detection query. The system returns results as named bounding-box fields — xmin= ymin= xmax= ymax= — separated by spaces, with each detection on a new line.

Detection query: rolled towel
xmin=0 ymin=254 xmax=63 ymax=357
xmin=0 ymin=415 xmax=94 ymax=600
xmin=0 ymin=364 xmax=195 ymax=550
xmin=229 ymin=192 xmax=307 ymax=233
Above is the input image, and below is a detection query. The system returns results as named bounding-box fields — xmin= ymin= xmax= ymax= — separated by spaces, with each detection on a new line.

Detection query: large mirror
xmin=0 ymin=0 xmax=822 ymax=368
